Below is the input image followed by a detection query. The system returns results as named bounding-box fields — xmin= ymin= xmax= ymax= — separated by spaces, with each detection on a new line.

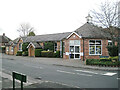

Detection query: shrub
xmin=22 ymin=43 xmax=29 ymax=51
xmin=22 ymin=51 xmax=28 ymax=56
xmin=54 ymin=51 xmax=60 ymax=58
xmin=107 ymin=45 xmax=118 ymax=57
xmin=16 ymin=51 xmax=22 ymax=56
xmin=86 ymin=58 xmax=120 ymax=67
xmin=41 ymin=51 xmax=54 ymax=57
xmin=35 ymin=49 xmax=43 ymax=57
xmin=44 ymin=42 xmax=54 ymax=51
xmin=100 ymin=58 xmax=111 ymax=62
xmin=110 ymin=56 xmax=118 ymax=61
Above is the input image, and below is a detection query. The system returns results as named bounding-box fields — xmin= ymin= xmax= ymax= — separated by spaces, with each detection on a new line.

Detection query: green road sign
xmin=12 ymin=71 xmax=27 ymax=90
xmin=13 ymin=72 xmax=27 ymax=82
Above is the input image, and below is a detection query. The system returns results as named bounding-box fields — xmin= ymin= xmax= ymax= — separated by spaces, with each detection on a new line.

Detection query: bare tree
xmin=17 ymin=23 xmax=35 ymax=37
xmin=91 ymin=1 xmax=120 ymax=43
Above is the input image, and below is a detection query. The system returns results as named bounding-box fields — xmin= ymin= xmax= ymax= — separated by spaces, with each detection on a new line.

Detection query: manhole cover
xmin=35 ymin=77 xmax=42 ymax=80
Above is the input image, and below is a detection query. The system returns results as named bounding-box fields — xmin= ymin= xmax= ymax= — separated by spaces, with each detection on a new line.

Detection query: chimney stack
xmin=3 ymin=33 xmax=5 ymax=36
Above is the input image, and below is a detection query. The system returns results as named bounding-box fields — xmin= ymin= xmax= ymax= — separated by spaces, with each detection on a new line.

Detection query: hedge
xmin=54 ymin=51 xmax=60 ymax=58
xmin=41 ymin=51 xmax=54 ymax=57
xmin=22 ymin=51 xmax=28 ymax=56
xmin=22 ymin=43 xmax=29 ymax=51
xmin=16 ymin=51 xmax=23 ymax=56
xmin=35 ymin=49 xmax=43 ymax=57
xmin=86 ymin=59 xmax=120 ymax=67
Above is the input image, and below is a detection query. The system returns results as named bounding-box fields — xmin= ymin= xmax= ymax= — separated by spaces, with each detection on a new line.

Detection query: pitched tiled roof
xmin=75 ymin=23 xmax=111 ymax=39
xmin=28 ymin=42 xmax=42 ymax=49
xmin=24 ymin=32 xmax=71 ymax=42
xmin=0 ymin=35 xmax=11 ymax=43
xmin=13 ymin=36 xmax=27 ymax=43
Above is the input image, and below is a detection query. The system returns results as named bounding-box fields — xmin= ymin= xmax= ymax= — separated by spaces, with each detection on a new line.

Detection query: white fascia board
xmin=66 ymin=32 xmax=82 ymax=39
xmin=27 ymin=42 xmax=35 ymax=48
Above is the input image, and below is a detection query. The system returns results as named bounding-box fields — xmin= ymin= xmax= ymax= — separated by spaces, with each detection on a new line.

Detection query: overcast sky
xmin=0 ymin=0 xmax=117 ymax=40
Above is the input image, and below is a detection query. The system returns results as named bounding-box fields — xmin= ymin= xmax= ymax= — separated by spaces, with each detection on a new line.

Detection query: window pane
xmin=74 ymin=40 xmax=80 ymax=45
xmin=89 ymin=40 xmax=95 ymax=45
xmin=70 ymin=54 xmax=74 ymax=58
xmin=90 ymin=46 xmax=95 ymax=54
xmin=70 ymin=40 xmax=74 ymax=46
xmin=75 ymin=46 xmax=80 ymax=53
xmin=96 ymin=40 xmax=101 ymax=45
xmin=70 ymin=46 xmax=74 ymax=52
xmin=96 ymin=46 xmax=101 ymax=54
xmin=75 ymin=54 xmax=80 ymax=58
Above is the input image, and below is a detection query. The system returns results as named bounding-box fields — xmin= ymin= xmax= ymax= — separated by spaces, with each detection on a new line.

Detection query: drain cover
xmin=35 ymin=77 xmax=42 ymax=80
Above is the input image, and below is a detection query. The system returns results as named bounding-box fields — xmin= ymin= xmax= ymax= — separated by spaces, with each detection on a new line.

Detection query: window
xmin=11 ymin=47 xmax=13 ymax=52
xmin=19 ymin=43 xmax=22 ymax=51
xmin=70 ymin=40 xmax=80 ymax=46
xmin=63 ymin=42 xmax=65 ymax=53
xmin=108 ymin=40 xmax=112 ymax=46
xmin=6 ymin=47 xmax=9 ymax=51
xmin=89 ymin=40 xmax=102 ymax=55
xmin=54 ymin=42 xmax=57 ymax=52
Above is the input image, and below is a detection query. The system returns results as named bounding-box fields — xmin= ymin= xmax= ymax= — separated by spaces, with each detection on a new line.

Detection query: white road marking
xmin=75 ymin=70 xmax=117 ymax=76
xmin=75 ymin=70 xmax=98 ymax=74
xmin=102 ymin=73 xmax=117 ymax=76
xmin=23 ymin=64 xmax=43 ymax=69
xmin=76 ymin=73 xmax=92 ymax=76
xmin=57 ymin=70 xmax=75 ymax=74
xmin=57 ymin=70 xmax=92 ymax=76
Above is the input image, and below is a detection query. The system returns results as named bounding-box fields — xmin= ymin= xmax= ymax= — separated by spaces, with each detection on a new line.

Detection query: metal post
xmin=21 ymin=76 xmax=23 ymax=90
xmin=13 ymin=73 xmax=15 ymax=90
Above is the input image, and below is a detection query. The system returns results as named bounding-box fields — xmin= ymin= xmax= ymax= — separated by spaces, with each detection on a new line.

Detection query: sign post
xmin=12 ymin=71 xmax=27 ymax=90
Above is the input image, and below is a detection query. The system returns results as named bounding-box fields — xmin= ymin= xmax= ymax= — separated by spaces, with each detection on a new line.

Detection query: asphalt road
xmin=1 ymin=57 xmax=119 ymax=88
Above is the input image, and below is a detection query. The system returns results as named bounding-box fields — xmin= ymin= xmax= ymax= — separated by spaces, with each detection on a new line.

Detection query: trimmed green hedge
xmin=22 ymin=51 xmax=28 ymax=56
xmin=16 ymin=51 xmax=23 ymax=56
xmin=54 ymin=51 xmax=60 ymax=58
xmin=86 ymin=58 xmax=120 ymax=67
xmin=41 ymin=51 xmax=54 ymax=57
xmin=35 ymin=49 xmax=43 ymax=57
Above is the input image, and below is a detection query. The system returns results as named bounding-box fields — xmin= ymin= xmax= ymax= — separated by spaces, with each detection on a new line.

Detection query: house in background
xmin=0 ymin=33 xmax=11 ymax=53
xmin=5 ymin=37 xmax=27 ymax=55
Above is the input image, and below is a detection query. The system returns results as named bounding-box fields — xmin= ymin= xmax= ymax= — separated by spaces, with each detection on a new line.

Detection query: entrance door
xmin=70 ymin=45 xmax=80 ymax=59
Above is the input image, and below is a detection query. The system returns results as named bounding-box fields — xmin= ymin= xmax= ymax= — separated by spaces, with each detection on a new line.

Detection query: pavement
xmin=1 ymin=54 xmax=120 ymax=71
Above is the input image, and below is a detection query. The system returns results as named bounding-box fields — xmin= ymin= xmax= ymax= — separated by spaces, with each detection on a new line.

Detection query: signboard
xmin=12 ymin=71 xmax=27 ymax=90
xmin=13 ymin=72 xmax=27 ymax=82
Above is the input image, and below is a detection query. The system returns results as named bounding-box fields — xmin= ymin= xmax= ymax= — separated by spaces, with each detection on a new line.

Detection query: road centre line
xmin=23 ymin=64 xmax=43 ymax=69
xmin=75 ymin=70 xmax=98 ymax=74
xmin=75 ymin=70 xmax=117 ymax=76
xmin=57 ymin=70 xmax=92 ymax=76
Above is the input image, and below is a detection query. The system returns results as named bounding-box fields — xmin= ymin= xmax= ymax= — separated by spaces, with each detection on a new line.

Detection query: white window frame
xmin=108 ymin=40 xmax=112 ymax=46
xmin=89 ymin=40 xmax=102 ymax=55
xmin=19 ymin=43 xmax=22 ymax=51
xmin=6 ymin=47 xmax=9 ymax=51
xmin=69 ymin=40 xmax=81 ymax=59
xmin=11 ymin=47 xmax=13 ymax=52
